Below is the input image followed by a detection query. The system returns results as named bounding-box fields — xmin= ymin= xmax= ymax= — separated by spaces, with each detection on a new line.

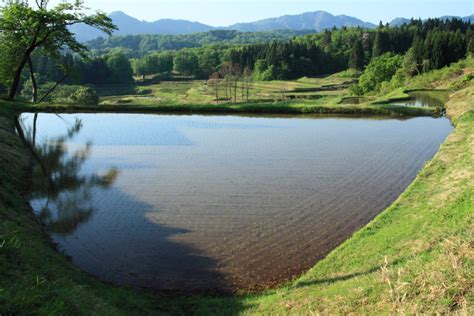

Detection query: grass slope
xmin=0 ymin=68 xmax=472 ymax=314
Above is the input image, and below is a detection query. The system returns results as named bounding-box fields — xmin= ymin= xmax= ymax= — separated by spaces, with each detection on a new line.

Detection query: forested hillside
xmin=24 ymin=18 xmax=473 ymax=88
xmin=85 ymin=30 xmax=314 ymax=56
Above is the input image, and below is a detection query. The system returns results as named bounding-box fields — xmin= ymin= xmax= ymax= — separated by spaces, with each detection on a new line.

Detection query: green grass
xmin=18 ymin=98 xmax=437 ymax=117
xmin=97 ymin=71 xmax=358 ymax=107
xmin=1 ymin=65 xmax=473 ymax=314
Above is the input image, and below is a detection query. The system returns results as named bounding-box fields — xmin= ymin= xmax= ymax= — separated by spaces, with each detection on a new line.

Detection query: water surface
xmin=23 ymin=113 xmax=452 ymax=292
xmin=391 ymin=90 xmax=449 ymax=108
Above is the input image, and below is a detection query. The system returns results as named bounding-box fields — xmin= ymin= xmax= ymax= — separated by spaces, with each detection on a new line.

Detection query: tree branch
xmin=37 ymin=74 xmax=68 ymax=103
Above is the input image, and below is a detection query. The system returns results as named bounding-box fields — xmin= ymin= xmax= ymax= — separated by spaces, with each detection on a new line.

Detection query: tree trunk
xmin=38 ymin=75 xmax=67 ymax=103
xmin=28 ymin=57 xmax=38 ymax=103
xmin=32 ymin=113 xmax=38 ymax=146
xmin=8 ymin=54 xmax=30 ymax=100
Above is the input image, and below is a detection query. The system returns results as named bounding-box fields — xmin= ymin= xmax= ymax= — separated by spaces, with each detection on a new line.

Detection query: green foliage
xmin=36 ymin=84 xmax=99 ymax=105
xmin=25 ymin=18 xmax=473 ymax=86
xmin=86 ymin=29 xmax=313 ymax=54
xmin=106 ymin=53 xmax=134 ymax=83
xmin=198 ymin=48 xmax=221 ymax=77
xmin=348 ymin=39 xmax=365 ymax=70
xmin=0 ymin=0 xmax=116 ymax=99
xmin=69 ymin=87 xmax=99 ymax=105
xmin=253 ymin=60 xmax=276 ymax=81
xmin=132 ymin=52 xmax=174 ymax=77
xmin=372 ymin=30 xmax=390 ymax=57
xmin=173 ymin=49 xmax=199 ymax=76
xmin=356 ymin=53 xmax=403 ymax=94
xmin=468 ymin=38 xmax=474 ymax=56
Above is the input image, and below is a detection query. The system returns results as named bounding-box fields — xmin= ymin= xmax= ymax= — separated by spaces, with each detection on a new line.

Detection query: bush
xmin=69 ymin=87 xmax=99 ymax=105
xmin=349 ymin=84 xmax=364 ymax=96
xmin=38 ymin=84 xmax=99 ymax=105
xmin=51 ymin=85 xmax=81 ymax=102
xmin=355 ymin=53 xmax=403 ymax=94
xmin=253 ymin=59 xmax=276 ymax=81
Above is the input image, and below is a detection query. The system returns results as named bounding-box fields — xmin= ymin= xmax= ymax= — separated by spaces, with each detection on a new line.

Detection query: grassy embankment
xmin=0 ymin=61 xmax=472 ymax=314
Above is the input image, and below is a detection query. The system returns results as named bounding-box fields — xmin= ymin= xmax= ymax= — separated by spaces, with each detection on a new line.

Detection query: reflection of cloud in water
xmin=22 ymin=113 xmax=286 ymax=147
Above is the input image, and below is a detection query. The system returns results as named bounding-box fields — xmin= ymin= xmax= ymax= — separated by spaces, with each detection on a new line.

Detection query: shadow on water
xmin=17 ymin=114 xmax=231 ymax=295
xmin=12 ymin=111 xmax=451 ymax=305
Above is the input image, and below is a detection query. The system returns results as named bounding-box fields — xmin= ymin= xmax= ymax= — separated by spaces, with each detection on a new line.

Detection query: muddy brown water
xmin=22 ymin=113 xmax=452 ymax=293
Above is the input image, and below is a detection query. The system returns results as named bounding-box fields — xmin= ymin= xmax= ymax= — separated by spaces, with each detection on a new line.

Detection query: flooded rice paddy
xmin=391 ymin=90 xmax=449 ymax=108
xmin=23 ymin=113 xmax=452 ymax=292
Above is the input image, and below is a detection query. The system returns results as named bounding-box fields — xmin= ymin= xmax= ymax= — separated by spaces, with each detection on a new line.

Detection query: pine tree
xmin=349 ymin=39 xmax=365 ymax=70
xmin=372 ymin=31 xmax=387 ymax=57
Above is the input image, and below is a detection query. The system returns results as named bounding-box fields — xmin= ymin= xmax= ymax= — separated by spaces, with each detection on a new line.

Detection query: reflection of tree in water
xmin=20 ymin=114 xmax=118 ymax=235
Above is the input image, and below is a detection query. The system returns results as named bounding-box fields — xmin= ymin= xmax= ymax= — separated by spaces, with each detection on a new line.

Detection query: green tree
xmin=372 ymin=31 xmax=389 ymax=57
xmin=106 ymin=53 xmax=133 ymax=83
xmin=468 ymin=38 xmax=474 ymax=57
xmin=174 ymin=50 xmax=199 ymax=76
xmin=131 ymin=58 xmax=147 ymax=79
xmin=0 ymin=0 xmax=116 ymax=100
xmin=199 ymin=48 xmax=221 ymax=77
xmin=348 ymin=39 xmax=365 ymax=70
xmin=155 ymin=52 xmax=173 ymax=73
xmin=357 ymin=53 xmax=403 ymax=93
xmin=402 ymin=48 xmax=420 ymax=76
xmin=69 ymin=87 xmax=99 ymax=105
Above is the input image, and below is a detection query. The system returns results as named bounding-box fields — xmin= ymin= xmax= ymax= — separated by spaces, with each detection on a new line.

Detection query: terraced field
xmin=97 ymin=73 xmax=355 ymax=107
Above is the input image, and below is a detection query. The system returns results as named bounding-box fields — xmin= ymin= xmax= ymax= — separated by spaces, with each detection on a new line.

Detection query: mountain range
xmin=69 ymin=11 xmax=474 ymax=42
xmin=389 ymin=14 xmax=474 ymax=26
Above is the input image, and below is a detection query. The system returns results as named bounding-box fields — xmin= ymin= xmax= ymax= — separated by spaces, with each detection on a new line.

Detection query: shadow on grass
xmin=292 ymin=256 xmax=408 ymax=289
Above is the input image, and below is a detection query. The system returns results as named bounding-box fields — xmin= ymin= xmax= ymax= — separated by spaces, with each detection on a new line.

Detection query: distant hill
xmin=70 ymin=11 xmax=474 ymax=42
xmin=70 ymin=11 xmax=215 ymax=41
xmin=70 ymin=10 xmax=375 ymax=42
xmin=224 ymin=11 xmax=375 ymax=32
xmin=389 ymin=15 xmax=474 ymax=26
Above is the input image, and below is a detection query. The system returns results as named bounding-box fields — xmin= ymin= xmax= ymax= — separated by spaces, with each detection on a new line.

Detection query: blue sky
xmin=49 ymin=0 xmax=473 ymax=26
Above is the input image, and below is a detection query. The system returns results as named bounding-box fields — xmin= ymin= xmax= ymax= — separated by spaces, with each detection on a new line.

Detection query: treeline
xmin=86 ymin=29 xmax=313 ymax=57
xmin=128 ymin=18 xmax=474 ymax=81
xmin=31 ymin=51 xmax=134 ymax=85
xmin=28 ymin=18 xmax=474 ymax=88
xmin=230 ymin=18 xmax=473 ymax=80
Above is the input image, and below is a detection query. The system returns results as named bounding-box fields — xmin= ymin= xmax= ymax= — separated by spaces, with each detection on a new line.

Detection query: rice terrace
xmin=0 ymin=0 xmax=473 ymax=315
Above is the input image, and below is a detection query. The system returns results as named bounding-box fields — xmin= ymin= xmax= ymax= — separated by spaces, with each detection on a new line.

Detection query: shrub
xmin=34 ymin=84 xmax=100 ymax=105
xmin=356 ymin=53 xmax=403 ymax=94
xmin=69 ymin=87 xmax=99 ymax=105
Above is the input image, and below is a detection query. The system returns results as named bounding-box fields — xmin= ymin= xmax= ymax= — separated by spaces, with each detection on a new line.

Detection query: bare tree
xmin=208 ymin=72 xmax=220 ymax=104
xmin=231 ymin=63 xmax=241 ymax=103
xmin=219 ymin=62 xmax=232 ymax=102
xmin=242 ymin=67 xmax=254 ymax=103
